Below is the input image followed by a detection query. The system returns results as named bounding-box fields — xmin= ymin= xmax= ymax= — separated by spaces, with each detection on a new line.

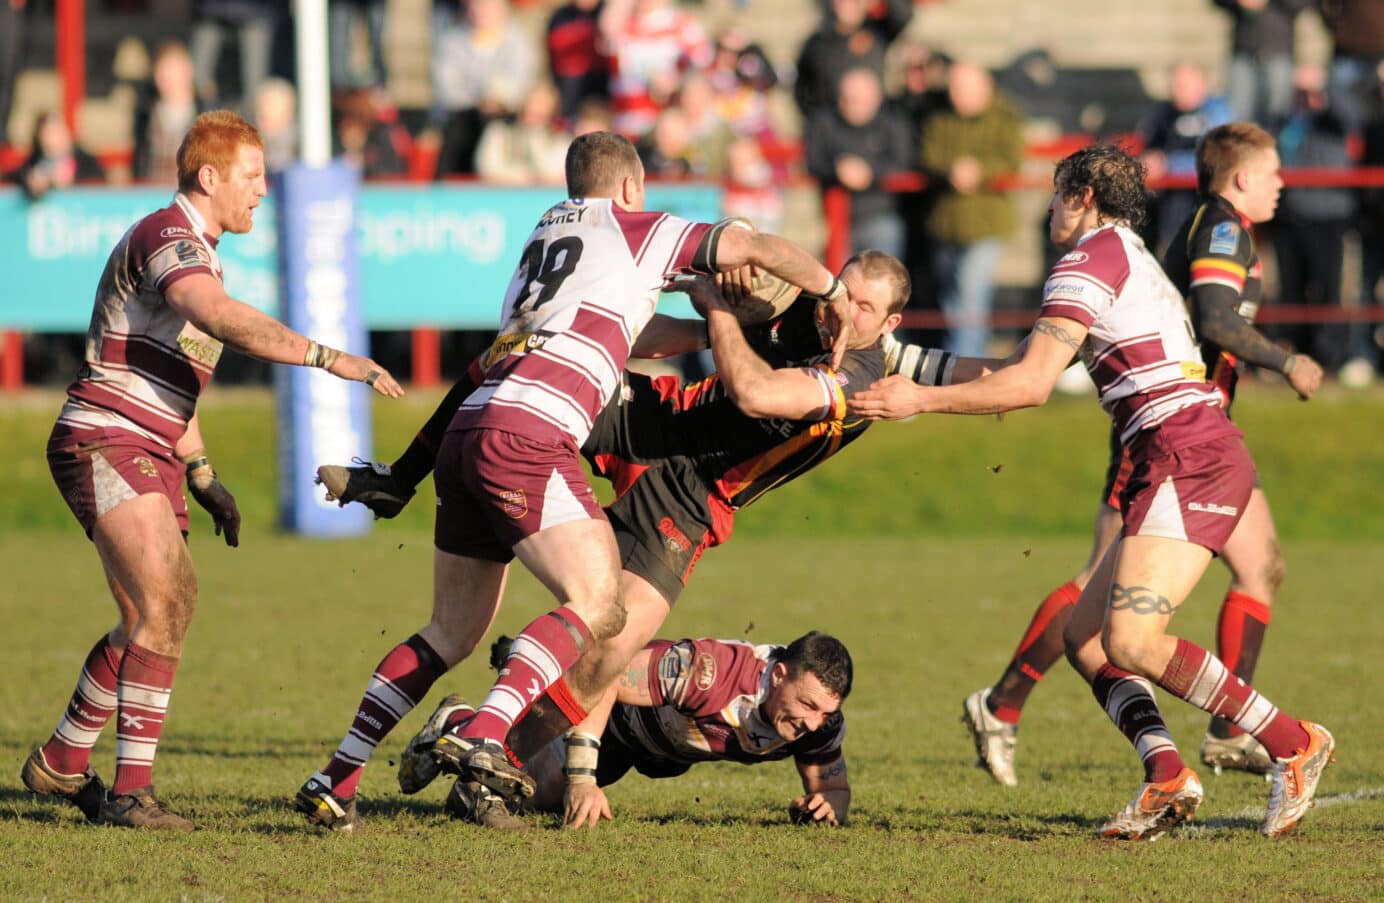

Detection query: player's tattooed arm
xmin=1191 ymin=287 xmax=1294 ymax=373
xmin=611 ymin=647 xmax=657 ymax=707
xmin=793 ymin=755 xmax=851 ymax=826
xmin=1109 ymin=583 xmax=1175 ymax=616
xmin=1032 ymin=319 xmax=1081 ymax=360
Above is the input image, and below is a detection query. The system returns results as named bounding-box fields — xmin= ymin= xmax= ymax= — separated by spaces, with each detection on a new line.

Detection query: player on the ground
xmin=851 ymin=144 xmax=1334 ymax=840
xmin=440 ymin=631 xmax=852 ymax=829
xmin=20 ymin=111 xmax=402 ymax=830
xmin=958 ymin=122 xmax=1325 ymax=788
xmin=294 ymin=131 xmax=859 ymax=832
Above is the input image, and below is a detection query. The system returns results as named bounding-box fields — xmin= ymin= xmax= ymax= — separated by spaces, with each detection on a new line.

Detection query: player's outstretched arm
xmin=882 ymin=334 xmax=1009 ymax=386
xmin=791 ymin=755 xmax=850 ymax=827
xmin=165 ymin=273 xmax=403 ymax=397
xmin=174 ymin=413 xmax=241 ymax=547
xmin=851 ymin=317 xmax=1083 ymax=419
xmin=631 ymin=313 xmax=709 ymax=359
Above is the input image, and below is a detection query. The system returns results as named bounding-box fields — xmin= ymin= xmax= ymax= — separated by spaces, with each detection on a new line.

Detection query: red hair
xmin=176 ymin=110 xmax=264 ymax=193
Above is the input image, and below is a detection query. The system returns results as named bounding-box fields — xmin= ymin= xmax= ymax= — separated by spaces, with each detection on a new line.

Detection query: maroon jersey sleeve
xmin=611 ymin=209 xmax=716 ymax=278
xmin=1039 ymin=228 xmax=1128 ymax=328
xmin=129 ymin=211 xmax=217 ymax=294
xmin=648 ymin=637 xmax=759 ymax=717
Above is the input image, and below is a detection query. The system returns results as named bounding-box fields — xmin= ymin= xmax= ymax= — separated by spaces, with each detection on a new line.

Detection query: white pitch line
xmin=1175 ymin=786 xmax=1384 ymax=838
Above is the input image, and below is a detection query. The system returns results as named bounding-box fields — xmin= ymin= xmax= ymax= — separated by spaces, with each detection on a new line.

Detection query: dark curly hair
xmin=1052 ymin=144 xmax=1151 ymax=232
xmin=780 ymin=631 xmax=853 ymax=700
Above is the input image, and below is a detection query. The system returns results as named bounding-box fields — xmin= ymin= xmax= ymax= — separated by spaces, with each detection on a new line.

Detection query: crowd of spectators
xmin=1 ymin=0 xmax=1383 ymax=383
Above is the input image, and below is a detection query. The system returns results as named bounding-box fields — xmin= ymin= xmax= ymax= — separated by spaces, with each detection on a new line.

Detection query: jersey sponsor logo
xmin=161 ymin=226 xmax=195 ymax=239
xmin=693 ymin=651 xmax=717 ymax=691
xmin=1208 ymin=222 xmax=1239 ymax=255
xmin=658 ymin=516 xmax=692 ymax=553
xmin=1046 ymin=279 xmax=1086 ymax=297
xmin=1187 ymin=501 xmax=1238 ymax=516
xmin=1180 ymin=361 xmax=1207 ymax=381
xmin=1053 ymin=250 xmax=1089 ymax=268
xmin=177 ymin=333 xmax=220 ymax=365
xmin=174 ymin=240 xmax=206 ymax=269
xmin=132 ymin=456 xmax=159 ymax=478
xmin=483 ymin=331 xmax=547 ymax=369
xmin=498 ymin=488 xmax=528 ymax=519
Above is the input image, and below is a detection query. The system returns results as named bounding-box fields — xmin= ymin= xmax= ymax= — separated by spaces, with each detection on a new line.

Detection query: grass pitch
xmin=1 ymin=385 xmax=1381 ymax=900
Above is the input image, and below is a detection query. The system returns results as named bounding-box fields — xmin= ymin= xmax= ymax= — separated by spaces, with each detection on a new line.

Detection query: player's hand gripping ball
xmin=713 ymin=218 xmax=801 ymax=324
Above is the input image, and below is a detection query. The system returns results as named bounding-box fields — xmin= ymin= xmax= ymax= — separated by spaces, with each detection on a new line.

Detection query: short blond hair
xmin=1196 ymin=122 xmax=1275 ymax=195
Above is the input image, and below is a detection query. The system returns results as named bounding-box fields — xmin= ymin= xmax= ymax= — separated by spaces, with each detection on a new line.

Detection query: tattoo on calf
xmin=1034 ymin=319 xmax=1082 ymax=352
xmin=1109 ymin=583 xmax=1175 ymax=616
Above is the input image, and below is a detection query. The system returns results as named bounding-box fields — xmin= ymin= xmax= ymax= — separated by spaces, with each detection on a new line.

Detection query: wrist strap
xmin=564 ymin=730 xmax=601 ymax=784
xmin=1280 ymin=354 xmax=1297 ymax=376
xmin=304 ymin=339 xmax=343 ymax=370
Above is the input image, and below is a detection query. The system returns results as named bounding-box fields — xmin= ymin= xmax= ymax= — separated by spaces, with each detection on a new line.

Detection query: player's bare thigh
xmin=514 ymin=519 xmax=626 ymax=642
xmin=1217 ymin=487 xmax=1283 ymax=604
xmin=90 ymin=493 xmax=198 ymax=657
xmin=1101 ymin=535 xmax=1214 ymax=678
xmin=423 ymin=549 xmax=509 ymax=667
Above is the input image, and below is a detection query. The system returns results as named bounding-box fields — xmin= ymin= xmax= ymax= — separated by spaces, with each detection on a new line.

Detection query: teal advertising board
xmin=0 ymin=182 xmax=722 ymax=331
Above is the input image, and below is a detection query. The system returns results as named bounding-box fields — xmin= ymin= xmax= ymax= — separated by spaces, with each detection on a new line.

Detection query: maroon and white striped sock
xmin=41 ymin=635 xmax=123 ymax=775
xmin=463 ymin=606 xmax=593 ymax=744
xmin=1092 ymin=663 xmax=1185 ymax=783
xmin=315 ymin=634 xmax=447 ymax=799
xmin=112 ymin=642 xmax=179 ymax=795
xmin=1158 ymin=637 xmax=1308 ymax=759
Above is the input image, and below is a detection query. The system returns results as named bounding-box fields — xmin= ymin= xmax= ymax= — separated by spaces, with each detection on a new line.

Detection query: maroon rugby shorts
xmin=47 ymin=431 xmax=188 ymax=537
xmin=1119 ymin=432 xmax=1255 ymax=554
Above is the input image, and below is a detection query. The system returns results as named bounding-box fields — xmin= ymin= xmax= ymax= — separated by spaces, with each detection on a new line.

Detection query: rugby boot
xmin=398 ymin=695 xmax=475 ymax=795
xmin=315 ymin=460 xmax=414 ymax=519
xmin=99 ymin=785 xmax=195 ymax=831
xmin=1098 ymin=768 xmax=1203 ymax=842
xmin=294 ymin=777 xmax=361 ymax=833
xmin=445 ymin=779 xmax=530 ymax=831
xmin=20 ymin=747 xmax=107 ymax=822
xmin=433 ymin=733 xmax=537 ymax=801
xmin=1262 ymin=722 xmax=1335 ymax=838
xmin=961 ymin=689 xmax=1018 ymax=786
xmin=1200 ymin=731 xmax=1273 ymax=776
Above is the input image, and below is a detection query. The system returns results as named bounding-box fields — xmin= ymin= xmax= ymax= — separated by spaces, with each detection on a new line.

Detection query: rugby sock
xmin=1092 ymin=663 xmax=1184 ymax=783
xmin=1158 ymin=637 xmax=1308 ymax=760
xmin=1210 ymin=592 xmax=1271 ymax=738
xmin=316 ymin=633 xmax=447 ymax=799
xmin=112 ymin=643 xmax=178 ymax=795
xmin=42 ymin=634 xmax=123 ymax=775
xmin=390 ymin=364 xmax=482 ymax=489
xmin=990 ymin=581 xmax=1082 ymax=722
xmin=463 ymin=606 xmax=593 ymax=743
xmin=503 ymin=676 xmax=590 ymax=765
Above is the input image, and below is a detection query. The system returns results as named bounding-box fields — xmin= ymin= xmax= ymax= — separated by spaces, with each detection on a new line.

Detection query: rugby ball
xmin=719 ymin=218 xmax=802 ymax=324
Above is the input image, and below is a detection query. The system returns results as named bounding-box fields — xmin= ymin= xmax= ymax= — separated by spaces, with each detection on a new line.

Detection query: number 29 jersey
xmin=452 ymin=198 xmax=717 ymax=446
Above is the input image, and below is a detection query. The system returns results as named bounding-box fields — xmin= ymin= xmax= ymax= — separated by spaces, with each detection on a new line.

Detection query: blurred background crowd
xmin=2 ymin=0 xmax=1382 ymax=387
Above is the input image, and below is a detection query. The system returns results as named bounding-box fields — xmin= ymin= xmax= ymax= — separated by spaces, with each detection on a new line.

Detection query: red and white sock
xmin=112 ymin=642 xmax=179 ymax=795
xmin=315 ymin=634 xmax=448 ymax=799
xmin=1159 ymin=637 xmax=1308 ymax=760
xmin=463 ymin=606 xmax=592 ymax=744
xmin=41 ymin=634 xmax=123 ymax=776
xmin=990 ymin=581 xmax=1081 ymax=723
xmin=1214 ymin=592 xmax=1271 ymax=737
xmin=1092 ymin=663 xmax=1184 ymax=783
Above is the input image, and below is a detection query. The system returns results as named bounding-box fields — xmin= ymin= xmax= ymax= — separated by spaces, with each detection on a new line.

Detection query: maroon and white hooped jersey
xmin=54 ymin=194 xmax=225 ymax=452
xmin=453 ymin=198 xmax=716 ymax=446
xmin=1041 ymin=224 xmax=1226 ymax=447
xmin=605 ymin=637 xmax=845 ymax=768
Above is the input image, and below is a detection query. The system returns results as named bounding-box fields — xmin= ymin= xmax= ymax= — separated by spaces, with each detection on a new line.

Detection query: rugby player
xmin=294 ymin=131 xmax=858 ymax=832
xmin=21 ymin=111 xmax=402 ymax=830
xmin=443 ymin=631 xmax=852 ymax=830
xmin=851 ymin=144 xmax=1334 ymax=840
xmin=959 ymin=122 xmax=1325 ymax=788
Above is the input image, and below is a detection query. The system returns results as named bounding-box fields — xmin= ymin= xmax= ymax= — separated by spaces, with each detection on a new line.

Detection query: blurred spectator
xmin=706 ymin=26 xmax=778 ymax=141
xmin=1319 ymin=0 xmax=1384 ymax=133
xmin=805 ymin=66 xmax=912 ymax=257
xmin=190 ymin=0 xmax=278 ymax=105
xmin=1343 ymin=79 xmax=1384 ymax=386
xmin=133 ymin=41 xmax=213 ymax=184
xmin=1 ymin=0 xmax=26 ymax=139
xmin=793 ymin=0 xmax=913 ymax=119
xmin=572 ymin=98 xmax=615 ymax=136
xmin=432 ymin=0 xmax=537 ymax=177
xmin=11 ymin=112 xmax=105 ymax=200
xmin=1214 ymin=0 xmax=1309 ymax=130
xmin=475 ymin=82 xmax=570 ymax=185
xmin=920 ymin=61 xmax=1023 ymax=358
xmin=675 ymin=71 xmax=734 ymax=177
xmin=546 ymin=0 xmax=611 ymax=125
xmin=600 ymin=0 xmax=712 ymax=138
xmin=251 ymin=77 xmax=297 ymax=171
xmin=723 ymin=136 xmax=784 ymax=235
xmin=1138 ymin=62 xmax=1232 ymax=253
xmin=1271 ymin=63 xmax=1355 ymax=371
xmin=335 ymin=87 xmax=411 ymax=179
xmin=330 ymin=0 xmax=389 ymax=90
xmin=891 ymin=42 xmax=949 ymax=146
xmin=636 ymin=106 xmax=699 ymax=178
